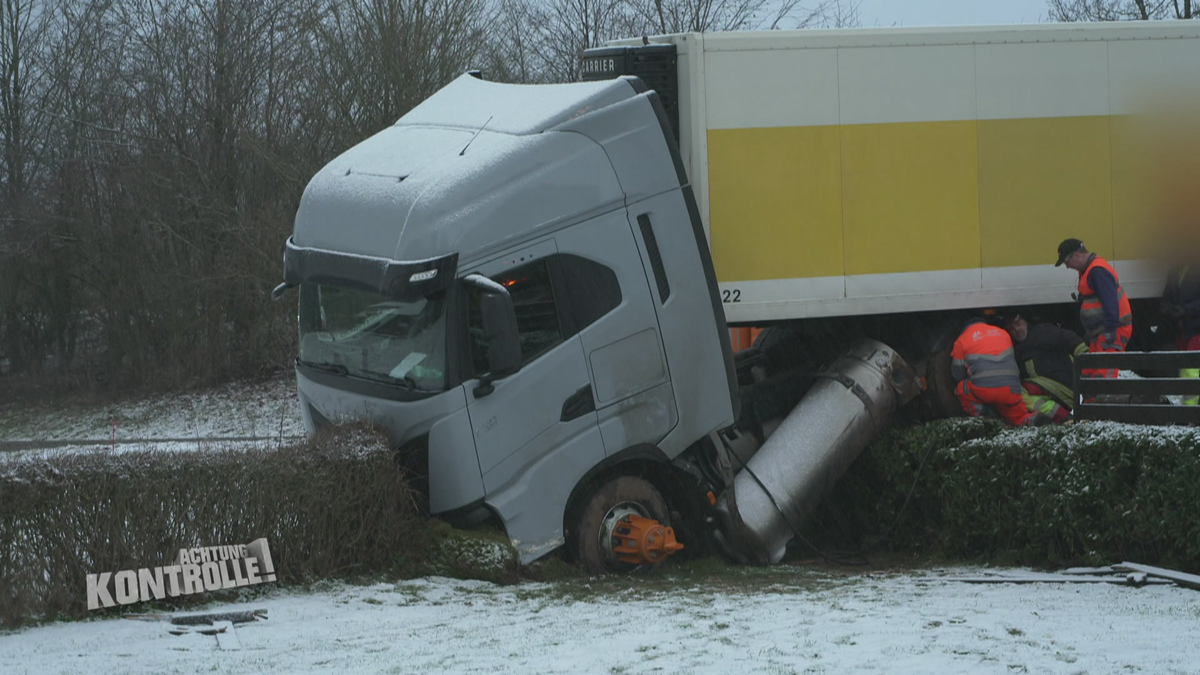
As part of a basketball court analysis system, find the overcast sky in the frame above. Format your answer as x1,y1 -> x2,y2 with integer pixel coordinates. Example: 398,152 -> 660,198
856,0 -> 1052,27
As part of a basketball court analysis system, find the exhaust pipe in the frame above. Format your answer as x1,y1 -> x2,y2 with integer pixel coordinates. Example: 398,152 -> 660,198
714,339 -> 922,564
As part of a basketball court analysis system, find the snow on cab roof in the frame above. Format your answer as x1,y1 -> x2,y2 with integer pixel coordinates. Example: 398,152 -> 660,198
395,73 -> 639,136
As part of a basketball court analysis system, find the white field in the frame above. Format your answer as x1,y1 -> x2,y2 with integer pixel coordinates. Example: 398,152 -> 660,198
1,569 -> 1197,675
0,376 -> 305,456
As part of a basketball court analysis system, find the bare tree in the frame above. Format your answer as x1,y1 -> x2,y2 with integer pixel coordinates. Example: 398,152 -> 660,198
0,0 -> 58,379
0,0 -> 867,396
1048,0 -> 1194,20
495,0 -> 861,85
312,0 -> 491,135
509,0 -> 636,84
633,0 -> 859,34
481,0 -> 546,82
0,0 -> 52,224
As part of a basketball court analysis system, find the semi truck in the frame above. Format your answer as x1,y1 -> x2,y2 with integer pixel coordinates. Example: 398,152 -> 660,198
275,21 -> 1200,573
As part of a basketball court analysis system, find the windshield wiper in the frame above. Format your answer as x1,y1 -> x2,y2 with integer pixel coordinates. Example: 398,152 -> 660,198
354,370 -> 423,391
297,358 -> 349,375
298,358 -> 429,392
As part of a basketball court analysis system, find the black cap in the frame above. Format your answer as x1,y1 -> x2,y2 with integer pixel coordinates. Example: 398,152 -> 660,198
1056,238 -> 1084,267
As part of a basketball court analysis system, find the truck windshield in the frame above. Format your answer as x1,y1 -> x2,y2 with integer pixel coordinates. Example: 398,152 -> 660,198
297,283 -> 447,392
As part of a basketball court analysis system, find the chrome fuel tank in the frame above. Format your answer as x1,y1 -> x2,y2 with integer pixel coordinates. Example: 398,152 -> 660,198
715,339 -> 922,564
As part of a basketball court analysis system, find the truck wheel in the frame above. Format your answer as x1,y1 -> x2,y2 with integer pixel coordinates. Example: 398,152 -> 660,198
574,476 -> 672,575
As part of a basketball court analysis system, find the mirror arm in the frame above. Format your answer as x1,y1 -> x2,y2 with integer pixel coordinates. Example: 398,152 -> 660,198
462,273 -> 510,297
271,282 -> 294,301
473,375 -> 496,398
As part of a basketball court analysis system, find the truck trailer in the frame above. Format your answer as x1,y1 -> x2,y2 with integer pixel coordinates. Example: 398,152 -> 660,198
275,21 -> 1200,572
586,21 -> 1200,324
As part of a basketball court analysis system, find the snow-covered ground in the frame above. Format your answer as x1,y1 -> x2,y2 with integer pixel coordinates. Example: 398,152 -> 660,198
0,376 -> 305,456
2,568 -> 1196,675
4,374 -> 1198,673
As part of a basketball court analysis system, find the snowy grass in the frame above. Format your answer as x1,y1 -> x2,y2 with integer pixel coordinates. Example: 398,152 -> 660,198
0,375 -> 304,444
1,567 -> 1197,674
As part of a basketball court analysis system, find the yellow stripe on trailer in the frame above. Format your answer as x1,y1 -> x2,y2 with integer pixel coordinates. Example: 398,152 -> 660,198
978,116 -> 1114,269
708,115 -> 1131,282
839,120 -> 980,277
708,126 -> 843,281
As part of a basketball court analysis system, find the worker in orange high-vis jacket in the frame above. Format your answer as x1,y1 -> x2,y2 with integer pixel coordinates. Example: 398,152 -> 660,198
1056,239 -> 1133,379
951,319 -> 1049,427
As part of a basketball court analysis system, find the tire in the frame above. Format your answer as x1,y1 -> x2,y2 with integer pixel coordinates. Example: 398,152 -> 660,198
573,476 -> 670,576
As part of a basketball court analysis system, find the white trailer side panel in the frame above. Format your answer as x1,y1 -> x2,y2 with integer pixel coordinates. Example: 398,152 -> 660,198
618,22 -> 1200,322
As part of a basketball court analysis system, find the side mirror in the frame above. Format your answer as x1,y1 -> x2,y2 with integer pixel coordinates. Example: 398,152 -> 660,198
464,274 -> 521,397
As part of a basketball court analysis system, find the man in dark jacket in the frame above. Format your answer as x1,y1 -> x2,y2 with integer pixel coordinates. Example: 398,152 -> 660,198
1162,265 -> 1200,405
1003,314 -> 1087,422
1057,239 -> 1133,378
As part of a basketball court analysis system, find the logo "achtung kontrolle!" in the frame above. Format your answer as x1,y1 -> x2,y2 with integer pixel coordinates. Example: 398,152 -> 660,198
87,538 -> 277,610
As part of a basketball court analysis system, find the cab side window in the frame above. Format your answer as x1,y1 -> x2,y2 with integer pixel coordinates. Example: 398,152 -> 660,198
468,259 -> 564,373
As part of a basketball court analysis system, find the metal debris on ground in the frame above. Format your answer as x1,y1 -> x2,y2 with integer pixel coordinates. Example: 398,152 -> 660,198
932,571 -> 1169,586
166,619 -> 243,650
124,608 -> 268,625
1062,566 -> 1119,575
212,621 -> 242,651
930,562 -> 1200,590
167,624 -> 227,636
1113,562 -> 1200,591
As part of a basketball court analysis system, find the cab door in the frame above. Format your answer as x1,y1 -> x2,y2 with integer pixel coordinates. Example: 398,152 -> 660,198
461,241 -> 607,560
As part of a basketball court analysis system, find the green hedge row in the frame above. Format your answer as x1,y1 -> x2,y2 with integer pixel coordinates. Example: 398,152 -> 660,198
812,418 -> 1200,568
0,423 -> 419,628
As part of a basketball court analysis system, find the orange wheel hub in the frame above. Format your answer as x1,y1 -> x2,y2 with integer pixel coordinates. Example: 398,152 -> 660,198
611,514 -> 684,565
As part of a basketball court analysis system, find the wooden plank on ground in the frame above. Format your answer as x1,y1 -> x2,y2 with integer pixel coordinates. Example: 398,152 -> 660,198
169,609 -> 268,625
168,624 -> 227,636
124,613 -> 175,622
127,608 -> 267,625
1113,562 -> 1200,590
1062,566 -> 1116,575
924,572 -> 1169,586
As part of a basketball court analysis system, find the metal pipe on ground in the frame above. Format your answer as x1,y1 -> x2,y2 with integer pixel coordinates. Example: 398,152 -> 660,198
714,339 -> 923,564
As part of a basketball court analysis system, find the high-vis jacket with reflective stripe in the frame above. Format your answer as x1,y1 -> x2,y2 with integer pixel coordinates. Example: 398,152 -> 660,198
1013,322 -> 1086,392
951,322 -> 1022,393
1078,255 -> 1132,341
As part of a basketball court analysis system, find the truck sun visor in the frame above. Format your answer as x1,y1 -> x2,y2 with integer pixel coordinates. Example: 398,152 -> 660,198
280,237 -> 457,300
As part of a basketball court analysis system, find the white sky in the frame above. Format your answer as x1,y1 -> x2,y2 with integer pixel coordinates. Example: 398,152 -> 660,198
857,0 -> 1052,27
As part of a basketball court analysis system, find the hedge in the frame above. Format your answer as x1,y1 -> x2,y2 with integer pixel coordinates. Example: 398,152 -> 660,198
811,418 -> 1200,568
8,413 -> 1197,627
0,423 -> 419,628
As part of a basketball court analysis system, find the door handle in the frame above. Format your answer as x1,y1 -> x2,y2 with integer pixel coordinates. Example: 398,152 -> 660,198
560,384 -> 595,422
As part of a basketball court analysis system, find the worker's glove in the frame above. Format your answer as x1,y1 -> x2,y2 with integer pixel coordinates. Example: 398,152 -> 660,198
1102,329 -> 1119,350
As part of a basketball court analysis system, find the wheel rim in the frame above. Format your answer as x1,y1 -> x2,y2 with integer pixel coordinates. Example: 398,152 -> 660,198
597,500 -> 650,571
